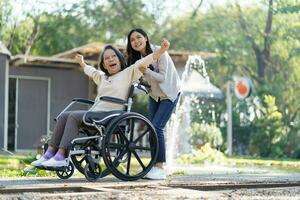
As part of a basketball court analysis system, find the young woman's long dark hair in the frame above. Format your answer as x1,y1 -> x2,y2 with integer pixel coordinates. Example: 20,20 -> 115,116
98,45 -> 127,76
126,28 -> 153,65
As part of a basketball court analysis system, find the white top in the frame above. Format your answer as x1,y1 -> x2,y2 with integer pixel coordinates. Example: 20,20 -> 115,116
144,45 -> 181,102
84,54 -> 154,111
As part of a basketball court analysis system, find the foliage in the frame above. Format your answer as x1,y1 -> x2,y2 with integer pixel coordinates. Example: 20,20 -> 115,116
1,0 -> 161,55
0,0 -> 12,45
31,0 -> 166,55
31,13 -> 93,56
169,2 -> 300,158
274,0 -> 300,14
131,94 -> 148,116
189,122 -> 223,148
285,122 -> 300,158
179,143 -> 226,165
249,95 -> 287,157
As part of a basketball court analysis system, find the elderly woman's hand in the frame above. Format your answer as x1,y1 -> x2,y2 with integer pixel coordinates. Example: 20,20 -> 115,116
75,54 -> 85,69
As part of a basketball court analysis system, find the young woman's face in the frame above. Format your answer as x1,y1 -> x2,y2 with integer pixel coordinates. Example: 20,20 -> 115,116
130,31 -> 147,52
103,49 -> 121,75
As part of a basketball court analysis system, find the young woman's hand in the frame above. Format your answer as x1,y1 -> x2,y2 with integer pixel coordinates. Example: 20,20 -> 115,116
75,54 -> 86,69
159,38 -> 170,53
138,66 -> 147,73
153,38 -> 170,61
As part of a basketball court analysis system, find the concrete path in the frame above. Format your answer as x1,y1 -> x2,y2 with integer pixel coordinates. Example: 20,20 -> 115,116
1,172 -> 300,199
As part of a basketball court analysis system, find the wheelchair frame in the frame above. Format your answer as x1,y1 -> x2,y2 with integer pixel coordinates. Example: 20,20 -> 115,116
36,81 -> 159,182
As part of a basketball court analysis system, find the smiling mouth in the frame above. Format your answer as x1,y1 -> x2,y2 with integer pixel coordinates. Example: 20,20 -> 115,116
134,44 -> 143,48
109,63 -> 117,68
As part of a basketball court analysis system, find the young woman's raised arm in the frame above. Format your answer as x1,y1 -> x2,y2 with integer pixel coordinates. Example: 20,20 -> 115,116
132,38 -> 170,71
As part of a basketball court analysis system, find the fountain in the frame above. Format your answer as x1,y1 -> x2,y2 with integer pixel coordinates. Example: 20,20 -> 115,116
166,55 -> 224,174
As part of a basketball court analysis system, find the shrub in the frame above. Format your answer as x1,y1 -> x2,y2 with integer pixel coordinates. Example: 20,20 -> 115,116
179,143 -> 226,165
189,122 -> 223,149
249,95 -> 287,157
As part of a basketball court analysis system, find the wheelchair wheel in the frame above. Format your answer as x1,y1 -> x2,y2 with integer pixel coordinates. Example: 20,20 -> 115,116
56,162 -> 74,179
70,136 -> 120,178
102,112 -> 158,181
84,159 -> 102,182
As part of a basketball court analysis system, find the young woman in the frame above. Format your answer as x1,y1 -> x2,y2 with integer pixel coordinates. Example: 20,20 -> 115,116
31,39 -> 170,168
126,28 -> 181,180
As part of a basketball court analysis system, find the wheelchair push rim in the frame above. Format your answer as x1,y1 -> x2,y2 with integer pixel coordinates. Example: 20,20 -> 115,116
102,112 -> 158,181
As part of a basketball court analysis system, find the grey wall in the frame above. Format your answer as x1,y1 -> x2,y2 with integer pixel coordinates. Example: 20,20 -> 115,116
9,66 -> 89,132
0,55 -> 8,149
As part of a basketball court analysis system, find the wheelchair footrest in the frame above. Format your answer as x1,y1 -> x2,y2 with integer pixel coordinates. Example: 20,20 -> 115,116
35,165 -> 69,172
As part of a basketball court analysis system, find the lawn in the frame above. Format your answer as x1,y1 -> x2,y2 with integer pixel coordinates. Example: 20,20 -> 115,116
0,154 -> 56,177
1,153 -> 300,178
226,156 -> 300,173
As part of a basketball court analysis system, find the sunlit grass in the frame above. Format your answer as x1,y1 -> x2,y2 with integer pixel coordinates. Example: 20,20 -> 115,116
0,154 -> 59,177
226,156 -> 300,173
0,154 -> 152,177
2,151 -> 300,178
178,144 -> 300,173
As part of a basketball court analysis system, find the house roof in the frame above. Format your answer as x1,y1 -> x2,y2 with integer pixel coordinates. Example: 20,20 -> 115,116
10,54 -> 96,69
10,42 -> 217,68
0,41 -> 11,58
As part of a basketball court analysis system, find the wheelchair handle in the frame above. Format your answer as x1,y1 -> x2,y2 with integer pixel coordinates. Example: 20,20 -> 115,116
136,85 -> 148,94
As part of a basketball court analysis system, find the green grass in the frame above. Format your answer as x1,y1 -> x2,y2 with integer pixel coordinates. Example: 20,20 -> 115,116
225,156 -> 300,173
178,144 -> 300,173
2,153 -> 300,178
0,154 -> 57,177
0,154 -> 153,178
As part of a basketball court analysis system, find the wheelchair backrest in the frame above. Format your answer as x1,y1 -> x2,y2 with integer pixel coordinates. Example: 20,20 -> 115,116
96,81 -> 148,112
125,81 -> 149,112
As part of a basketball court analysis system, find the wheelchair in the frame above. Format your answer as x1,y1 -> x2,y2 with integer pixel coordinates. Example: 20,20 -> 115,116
36,81 -> 158,182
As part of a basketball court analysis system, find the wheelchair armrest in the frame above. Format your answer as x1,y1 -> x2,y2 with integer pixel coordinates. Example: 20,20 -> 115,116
99,96 -> 127,105
54,98 -> 94,122
72,98 -> 94,105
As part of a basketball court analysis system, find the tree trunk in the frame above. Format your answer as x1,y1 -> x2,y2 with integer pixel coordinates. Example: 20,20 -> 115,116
237,0 -> 273,83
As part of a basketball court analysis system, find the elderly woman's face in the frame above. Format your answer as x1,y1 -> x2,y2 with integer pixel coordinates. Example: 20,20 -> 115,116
130,31 -> 147,52
103,49 -> 121,75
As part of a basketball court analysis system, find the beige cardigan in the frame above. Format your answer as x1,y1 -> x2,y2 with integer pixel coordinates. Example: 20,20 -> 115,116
84,54 -> 154,111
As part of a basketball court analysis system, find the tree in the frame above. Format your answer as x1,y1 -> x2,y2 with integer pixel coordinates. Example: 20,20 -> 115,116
30,0 -> 161,55
236,0 -> 274,83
